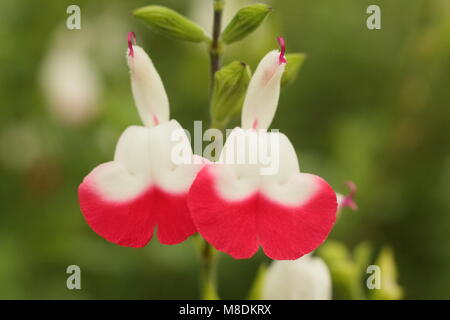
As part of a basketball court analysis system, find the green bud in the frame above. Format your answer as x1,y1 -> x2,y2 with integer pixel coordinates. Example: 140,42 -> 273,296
318,240 -> 366,300
211,61 -> 252,128
221,4 -> 272,45
369,247 -> 404,300
133,5 -> 208,43
281,53 -> 306,87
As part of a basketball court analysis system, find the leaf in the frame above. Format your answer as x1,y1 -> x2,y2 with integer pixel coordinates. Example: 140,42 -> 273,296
247,264 -> 268,300
318,240 -> 366,299
134,5 -> 208,43
369,247 -> 404,300
281,53 -> 306,87
211,61 -> 252,128
221,4 -> 272,45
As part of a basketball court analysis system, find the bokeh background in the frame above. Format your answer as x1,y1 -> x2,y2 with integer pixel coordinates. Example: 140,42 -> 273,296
0,0 -> 449,299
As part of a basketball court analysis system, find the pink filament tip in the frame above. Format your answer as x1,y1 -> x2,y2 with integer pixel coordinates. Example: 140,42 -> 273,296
128,32 -> 136,57
342,181 -> 358,211
277,37 -> 287,65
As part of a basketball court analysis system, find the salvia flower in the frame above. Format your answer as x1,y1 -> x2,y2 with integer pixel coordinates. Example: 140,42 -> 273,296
78,33 -> 203,247
188,38 -> 337,260
263,254 -> 332,300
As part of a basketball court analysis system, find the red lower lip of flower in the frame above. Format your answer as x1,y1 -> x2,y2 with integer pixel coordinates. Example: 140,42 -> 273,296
188,165 -> 337,260
78,180 -> 196,247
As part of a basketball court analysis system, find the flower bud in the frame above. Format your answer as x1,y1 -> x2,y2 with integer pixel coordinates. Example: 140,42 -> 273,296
211,61 -> 252,128
221,4 -> 272,45
263,254 -> 332,300
281,53 -> 306,87
127,36 -> 169,127
134,5 -> 208,43
241,40 -> 286,130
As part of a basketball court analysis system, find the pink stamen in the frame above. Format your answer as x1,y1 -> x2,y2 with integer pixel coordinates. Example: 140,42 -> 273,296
252,119 -> 259,130
128,32 -> 136,57
341,181 -> 358,211
277,36 -> 287,65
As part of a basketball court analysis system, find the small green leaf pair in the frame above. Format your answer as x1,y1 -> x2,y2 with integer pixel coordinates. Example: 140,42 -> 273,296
133,4 -> 272,45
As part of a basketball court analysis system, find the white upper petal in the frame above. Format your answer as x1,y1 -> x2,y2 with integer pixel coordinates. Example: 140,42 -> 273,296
86,120 -> 202,201
213,128 -> 309,205
127,45 -> 170,127
241,51 -> 285,130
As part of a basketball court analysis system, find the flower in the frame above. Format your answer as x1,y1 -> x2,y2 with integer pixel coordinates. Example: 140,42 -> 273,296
78,33 -> 203,247
263,254 -> 332,300
188,38 -> 337,260
40,31 -> 101,127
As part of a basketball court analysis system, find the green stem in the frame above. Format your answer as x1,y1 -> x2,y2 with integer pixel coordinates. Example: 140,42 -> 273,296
199,238 -> 219,299
198,0 -> 225,300
209,0 -> 224,92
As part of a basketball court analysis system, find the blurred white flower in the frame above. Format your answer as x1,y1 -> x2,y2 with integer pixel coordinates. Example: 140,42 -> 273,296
40,32 -> 101,127
263,254 -> 332,300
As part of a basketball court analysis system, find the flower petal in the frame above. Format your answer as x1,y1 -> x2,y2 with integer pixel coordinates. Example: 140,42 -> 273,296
127,45 -> 170,127
188,165 -> 259,259
79,170 -> 156,247
263,254 -> 332,300
258,174 -> 337,260
79,120 -> 202,247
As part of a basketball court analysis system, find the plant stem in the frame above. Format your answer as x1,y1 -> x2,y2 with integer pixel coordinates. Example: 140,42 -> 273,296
199,238 -> 219,299
209,0 -> 224,92
197,0 -> 225,300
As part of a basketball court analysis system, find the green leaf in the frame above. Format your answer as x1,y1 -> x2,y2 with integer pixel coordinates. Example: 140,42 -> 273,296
221,4 -> 272,45
369,247 -> 404,300
247,264 -> 268,300
281,53 -> 306,87
354,242 -> 373,274
133,5 -> 208,42
211,61 -> 252,128
318,240 -> 366,300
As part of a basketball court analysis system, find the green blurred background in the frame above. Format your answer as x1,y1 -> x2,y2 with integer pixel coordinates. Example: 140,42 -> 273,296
0,0 -> 449,299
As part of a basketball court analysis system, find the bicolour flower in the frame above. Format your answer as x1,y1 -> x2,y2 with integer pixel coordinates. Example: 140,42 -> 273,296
188,38 -> 338,260
263,254 -> 332,300
78,33 -> 203,247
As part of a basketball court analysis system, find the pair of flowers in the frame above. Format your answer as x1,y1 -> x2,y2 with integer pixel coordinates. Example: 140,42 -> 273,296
78,33 -> 348,260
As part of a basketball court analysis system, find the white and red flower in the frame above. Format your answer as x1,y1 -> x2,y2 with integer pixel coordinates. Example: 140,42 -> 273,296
188,38 -> 338,260
78,33 -> 203,247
